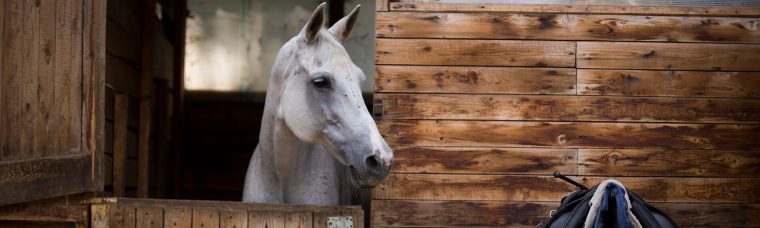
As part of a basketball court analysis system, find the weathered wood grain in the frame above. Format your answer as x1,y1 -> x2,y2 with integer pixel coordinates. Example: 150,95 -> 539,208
372,200 -> 557,227
376,39 -> 576,67
88,199 -> 362,228
0,0 -> 4,161
373,174 -> 577,202
113,94 -> 128,197
372,200 -> 760,227
82,0 -> 108,192
378,120 -> 760,149
577,42 -> 760,71
389,2 -> 760,16
60,0 -> 83,157
284,212 -> 311,228
92,198 -> 362,216
375,66 -> 576,94
348,209 -> 364,228
578,149 -> 760,177
0,154 -> 94,206
377,12 -> 760,43
577,69 -> 760,98
163,208 -> 191,228
123,206 -> 137,228
91,204 -> 110,227
373,3 -> 760,227
1,0 -> 39,160
36,0 -> 56,158
220,210 -> 247,228
137,0 -> 156,199
312,211 -> 330,228
376,0 -> 388,11
95,204 -> 133,228
373,174 -> 760,203
0,203 -> 87,223
376,94 -> 760,123
105,205 -> 130,228
656,203 -> 760,227
192,209 -> 219,228
391,147 -> 577,174
248,212 -> 284,228
136,207 -> 162,228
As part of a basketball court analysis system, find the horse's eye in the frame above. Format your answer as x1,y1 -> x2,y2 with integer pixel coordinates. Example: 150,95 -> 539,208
311,77 -> 330,88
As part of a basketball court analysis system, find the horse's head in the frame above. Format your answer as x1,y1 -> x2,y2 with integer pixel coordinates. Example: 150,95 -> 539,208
273,3 -> 392,189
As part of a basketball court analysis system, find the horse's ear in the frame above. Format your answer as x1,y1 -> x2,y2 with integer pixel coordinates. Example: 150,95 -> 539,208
302,2 -> 327,43
329,4 -> 360,42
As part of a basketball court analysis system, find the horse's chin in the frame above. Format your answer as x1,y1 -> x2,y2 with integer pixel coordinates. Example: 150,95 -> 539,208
348,166 -> 387,189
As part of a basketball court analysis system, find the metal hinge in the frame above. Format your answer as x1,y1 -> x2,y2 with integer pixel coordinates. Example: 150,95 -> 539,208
372,99 -> 383,121
327,216 -> 354,228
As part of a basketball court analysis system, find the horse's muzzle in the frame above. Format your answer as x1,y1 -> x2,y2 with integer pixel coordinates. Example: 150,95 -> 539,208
348,155 -> 392,189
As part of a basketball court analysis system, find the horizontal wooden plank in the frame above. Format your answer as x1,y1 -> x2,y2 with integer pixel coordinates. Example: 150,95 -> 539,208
376,39 -> 576,67
376,94 -> 760,123
578,149 -> 760,177
0,204 -> 88,223
372,200 -> 556,227
392,147 -> 760,178
578,69 -> 760,98
372,200 -> 760,227
577,42 -> 760,71
95,198 -> 362,213
0,154 -> 95,205
378,120 -> 760,149
373,174 -> 760,203
373,174 -> 575,202
377,12 -> 760,43
374,66 -> 576,94
655,203 -> 760,227
392,147 -> 577,175
389,2 -> 760,17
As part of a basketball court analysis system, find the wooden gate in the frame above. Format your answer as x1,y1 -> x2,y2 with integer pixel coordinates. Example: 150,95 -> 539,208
91,198 -> 364,228
372,1 -> 760,227
0,0 -> 106,206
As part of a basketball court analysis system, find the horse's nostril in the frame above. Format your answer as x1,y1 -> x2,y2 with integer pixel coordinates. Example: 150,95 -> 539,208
365,154 -> 381,169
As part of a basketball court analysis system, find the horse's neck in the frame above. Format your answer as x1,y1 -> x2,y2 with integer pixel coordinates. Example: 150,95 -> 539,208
257,87 -> 301,191
255,85 -> 352,204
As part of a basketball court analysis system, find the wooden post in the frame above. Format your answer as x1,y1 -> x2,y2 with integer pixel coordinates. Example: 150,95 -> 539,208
328,0 -> 345,25
155,80 -> 169,198
170,0 -> 188,199
137,0 -> 156,198
113,94 -> 128,197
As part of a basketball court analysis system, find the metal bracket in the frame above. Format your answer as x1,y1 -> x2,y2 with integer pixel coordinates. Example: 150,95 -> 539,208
327,216 -> 354,228
372,99 -> 383,121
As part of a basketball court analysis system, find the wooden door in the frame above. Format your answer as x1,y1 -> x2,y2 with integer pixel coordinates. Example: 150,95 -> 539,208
0,0 -> 105,206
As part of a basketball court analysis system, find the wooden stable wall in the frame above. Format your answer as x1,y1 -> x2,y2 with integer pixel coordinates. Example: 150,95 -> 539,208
372,1 -> 760,227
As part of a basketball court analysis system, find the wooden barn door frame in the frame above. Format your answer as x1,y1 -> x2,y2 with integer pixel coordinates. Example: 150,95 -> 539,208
0,0 -> 106,206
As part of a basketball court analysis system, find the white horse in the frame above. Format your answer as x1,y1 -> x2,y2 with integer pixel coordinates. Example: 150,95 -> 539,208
243,3 -> 393,205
